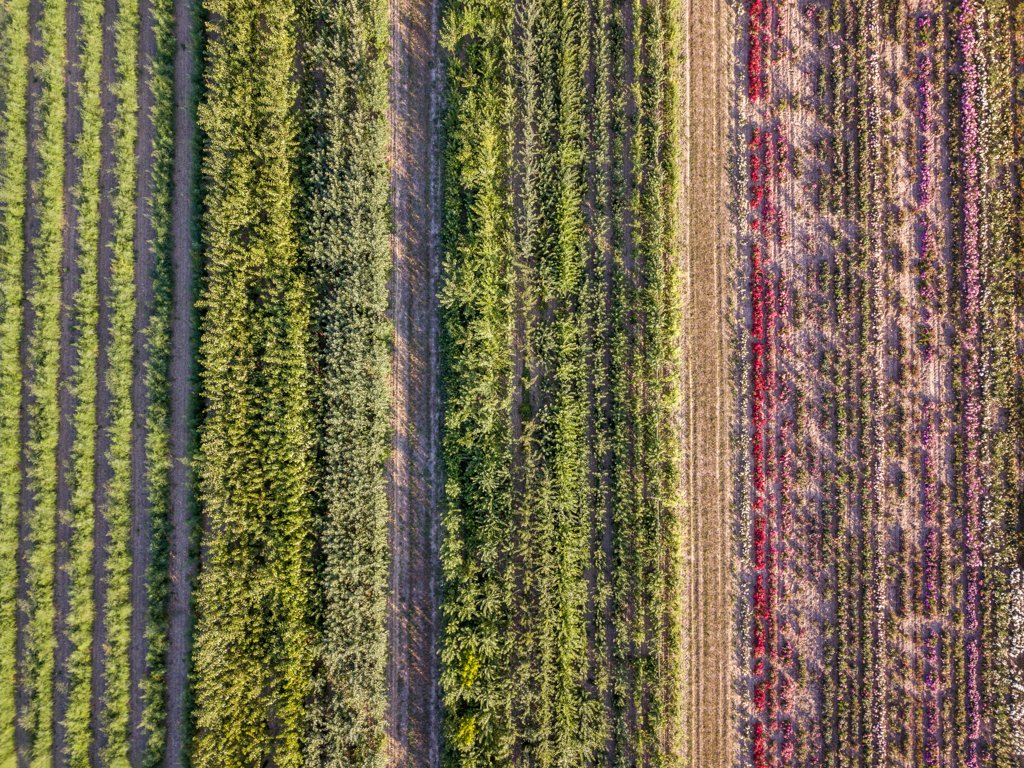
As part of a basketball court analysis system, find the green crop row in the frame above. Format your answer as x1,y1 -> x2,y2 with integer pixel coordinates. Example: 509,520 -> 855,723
139,0 -> 182,762
437,0 -> 516,759
191,0 -> 314,763
510,0 -> 598,759
298,0 -> 392,763
21,0 -> 66,761
438,0 -> 680,762
64,0 -> 104,761
98,0 -> 140,760
0,0 -> 29,763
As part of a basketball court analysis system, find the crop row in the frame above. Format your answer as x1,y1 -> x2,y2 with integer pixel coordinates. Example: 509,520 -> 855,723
138,0 -> 190,762
65,0 -> 103,761
0,0 -> 30,760
298,0 -> 392,762
100,0 -> 142,759
438,0 -> 680,763
20,0 -> 66,761
191,0 -> 394,763
739,1 -> 1024,766
191,0 -> 314,762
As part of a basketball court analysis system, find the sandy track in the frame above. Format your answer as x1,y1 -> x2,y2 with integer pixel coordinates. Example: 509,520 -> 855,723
162,0 -> 197,761
679,0 -> 734,765
54,0 -> 86,758
386,0 -> 443,762
128,0 -> 157,759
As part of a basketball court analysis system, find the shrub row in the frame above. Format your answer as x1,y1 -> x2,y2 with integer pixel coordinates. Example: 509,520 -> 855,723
439,0 -> 680,762
138,0 -> 183,762
21,0 -> 67,761
64,0 -> 104,761
0,0 -> 30,761
298,0 -> 392,763
191,0 -> 314,763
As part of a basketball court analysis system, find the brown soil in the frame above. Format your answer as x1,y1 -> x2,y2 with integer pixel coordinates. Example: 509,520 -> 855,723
129,0 -> 158,759
386,0 -> 443,761
163,0 -> 198,761
678,0 -> 735,765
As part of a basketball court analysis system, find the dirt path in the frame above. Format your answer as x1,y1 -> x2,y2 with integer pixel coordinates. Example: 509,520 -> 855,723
679,0 -> 734,765
163,0 -> 197,761
386,0 -> 442,761
128,0 -> 158,759
54,0 -> 85,758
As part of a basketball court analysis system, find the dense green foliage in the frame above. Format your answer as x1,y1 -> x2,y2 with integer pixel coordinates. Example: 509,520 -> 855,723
22,0 -> 66,761
191,0 -> 314,763
139,0 -> 182,761
298,0 -> 392,764
438,0 -> 515,759
98,0 -> 140,760
439,0 -> 680,762
0,0 -> 29,763
64,0 -> 103,761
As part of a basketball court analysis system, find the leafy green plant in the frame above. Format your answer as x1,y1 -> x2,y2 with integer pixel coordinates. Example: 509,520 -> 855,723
0,0 -> 30,762
63,0 -> 104,761
298,0 -> 392,763
21,0 -> 67,760
191,0 -> 314,763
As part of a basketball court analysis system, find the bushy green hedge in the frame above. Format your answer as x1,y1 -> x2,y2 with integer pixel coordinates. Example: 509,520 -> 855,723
298,0 -> 392,764
191,0 -> 314,763
0,1 -> 29,763
21,0 -> 66,761
438,0 -> 680,762
64,0 -> 103,762
98,0 -> 140,760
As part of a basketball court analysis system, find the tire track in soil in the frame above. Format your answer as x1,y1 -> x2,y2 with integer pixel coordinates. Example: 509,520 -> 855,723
55,0 -> 85,758
129,0 -> 157,759
164,0 -> 197,761
90,0 -> 119,757
680,0 -> 733,765
386,0 -> 442,761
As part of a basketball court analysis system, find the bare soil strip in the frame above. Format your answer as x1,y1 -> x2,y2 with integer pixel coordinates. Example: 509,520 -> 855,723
386,0 -> 443,762
54,0 -> 85,758
90,0 -> 119,758
128,0 -> 157,759
679,0 -> 734,765
163,0 -> 197,761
